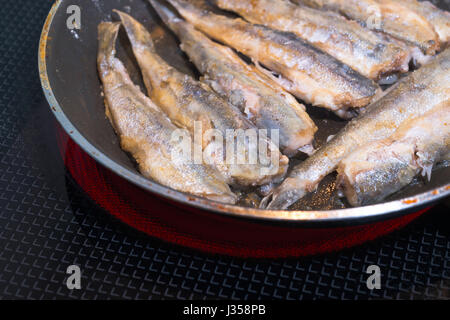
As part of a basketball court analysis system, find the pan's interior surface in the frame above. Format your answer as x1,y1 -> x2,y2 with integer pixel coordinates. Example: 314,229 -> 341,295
41,0 -> 450,223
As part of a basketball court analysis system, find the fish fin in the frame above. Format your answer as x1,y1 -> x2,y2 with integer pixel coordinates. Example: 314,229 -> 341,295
298,144 -> 316,156
259,192 -> 273,209
253,60 -> 296,93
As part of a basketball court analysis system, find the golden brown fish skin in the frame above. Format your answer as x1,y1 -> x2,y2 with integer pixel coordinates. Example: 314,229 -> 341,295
150,0 -> 317,156
165,0 -> 380,115
115,11 -> 288,186
97,22 -> 236,204
337,104 -> 450,207
294,0 -> 441,55
214,0 -> 410,80
402,0 -> 450,44
262,49 -> 450,209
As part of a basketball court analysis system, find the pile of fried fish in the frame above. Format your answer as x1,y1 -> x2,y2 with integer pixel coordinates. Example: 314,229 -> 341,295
97,0 -> 450,209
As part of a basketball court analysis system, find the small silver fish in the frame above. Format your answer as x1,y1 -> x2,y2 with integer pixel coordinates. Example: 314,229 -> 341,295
337,103 -> 450,206
116,11 -> 289,186
262,49 -> 450,209
295,0 -> 442,55
150,0 -> 317,156
97,22 -> 236,203
214,0 -> 411,80
165,0 -> 381,118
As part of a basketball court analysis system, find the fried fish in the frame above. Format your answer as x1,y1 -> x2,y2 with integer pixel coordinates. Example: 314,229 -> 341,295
116,11 -> 289,186
401,0 -> 450,44
214,0 -> 411,80
337,104 -> 450,206
262,49 -> 450,209
150,0 -> 317,156
165,0 -> 380,118
295,0 -> 441,55
97,22 -> 236,203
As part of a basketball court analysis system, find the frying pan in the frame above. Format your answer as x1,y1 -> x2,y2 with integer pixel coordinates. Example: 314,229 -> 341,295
39,0 -> 450,226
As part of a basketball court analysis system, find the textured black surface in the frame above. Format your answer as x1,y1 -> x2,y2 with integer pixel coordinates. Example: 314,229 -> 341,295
0,0 -> 449,300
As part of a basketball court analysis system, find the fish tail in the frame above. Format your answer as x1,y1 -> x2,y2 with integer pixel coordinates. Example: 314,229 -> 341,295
114,9 -> 156,51
97,22 -> 121,63
150,0 -> 183,32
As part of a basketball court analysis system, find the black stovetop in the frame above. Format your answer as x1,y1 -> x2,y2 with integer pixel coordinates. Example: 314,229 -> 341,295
0,0 -> 449,300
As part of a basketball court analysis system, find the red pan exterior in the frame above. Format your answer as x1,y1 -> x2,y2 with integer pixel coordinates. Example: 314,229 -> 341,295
57,126 -> 429,258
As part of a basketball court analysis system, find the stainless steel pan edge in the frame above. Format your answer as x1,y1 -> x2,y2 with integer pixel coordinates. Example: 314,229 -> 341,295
38,0 -> 450,226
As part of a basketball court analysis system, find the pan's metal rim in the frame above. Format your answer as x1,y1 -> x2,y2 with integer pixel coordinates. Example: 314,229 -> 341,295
38,0 -> 450,226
